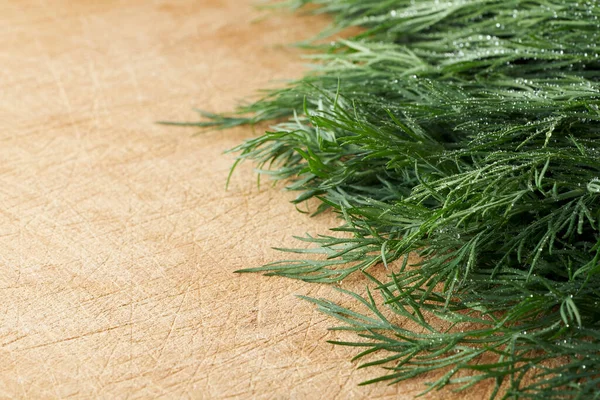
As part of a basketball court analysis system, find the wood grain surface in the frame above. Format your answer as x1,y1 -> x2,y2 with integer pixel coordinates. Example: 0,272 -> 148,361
0,1 -> 492,399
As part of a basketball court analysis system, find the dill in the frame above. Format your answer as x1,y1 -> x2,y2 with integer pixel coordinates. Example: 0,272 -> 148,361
170,1 -> 600,398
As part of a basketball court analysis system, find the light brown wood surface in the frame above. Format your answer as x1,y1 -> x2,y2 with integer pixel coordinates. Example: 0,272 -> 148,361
0,1 -> 491,399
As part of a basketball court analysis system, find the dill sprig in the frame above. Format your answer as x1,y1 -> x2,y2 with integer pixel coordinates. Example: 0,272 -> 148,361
175,1 -> 600,398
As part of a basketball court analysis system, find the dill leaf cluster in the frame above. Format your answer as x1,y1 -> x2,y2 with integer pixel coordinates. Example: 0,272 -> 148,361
175,1 -> 600,398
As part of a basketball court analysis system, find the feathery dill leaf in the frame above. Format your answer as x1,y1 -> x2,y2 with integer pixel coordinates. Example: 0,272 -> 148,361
173,0 -> 600,398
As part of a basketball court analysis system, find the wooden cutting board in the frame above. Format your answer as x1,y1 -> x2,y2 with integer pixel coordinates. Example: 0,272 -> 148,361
0,1 -> 492,398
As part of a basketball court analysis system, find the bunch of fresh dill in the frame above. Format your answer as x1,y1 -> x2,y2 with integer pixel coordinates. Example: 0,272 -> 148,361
170,0 -> 600,398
